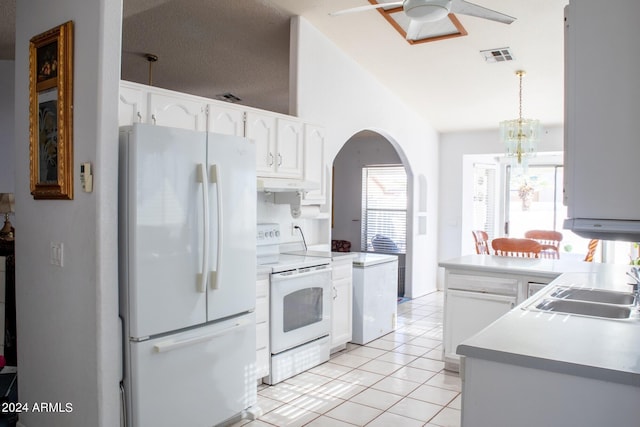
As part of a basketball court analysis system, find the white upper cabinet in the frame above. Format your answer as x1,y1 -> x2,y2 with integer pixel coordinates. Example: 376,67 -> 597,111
564,0 -> 640,222
248,112 -> 304,179
207,103 -> 245,137
274,117 -> 304,179
147,92 -> 206,131
119,82 -> 146,127
303,124 -> 326,203
119,81 -> 325,185
246,110 -> 278,176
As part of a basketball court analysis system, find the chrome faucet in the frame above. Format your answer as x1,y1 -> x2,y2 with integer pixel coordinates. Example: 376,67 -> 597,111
626,267 -> 640,307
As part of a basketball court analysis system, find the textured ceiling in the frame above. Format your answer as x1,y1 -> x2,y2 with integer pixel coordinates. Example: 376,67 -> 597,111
121,0 -> 292,115
1,0 -> 568,132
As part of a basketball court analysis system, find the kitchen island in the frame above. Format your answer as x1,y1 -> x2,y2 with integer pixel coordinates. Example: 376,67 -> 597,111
439,255 -> 610,371
441,256 -> 640,426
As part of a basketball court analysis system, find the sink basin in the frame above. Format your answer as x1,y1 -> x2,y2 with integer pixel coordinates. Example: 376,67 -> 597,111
534,299 -> 632,319
549,287 -> 636,306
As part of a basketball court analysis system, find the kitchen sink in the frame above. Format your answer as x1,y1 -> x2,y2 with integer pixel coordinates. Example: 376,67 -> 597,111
549,287 -> 636,306
533,298 -> 632,319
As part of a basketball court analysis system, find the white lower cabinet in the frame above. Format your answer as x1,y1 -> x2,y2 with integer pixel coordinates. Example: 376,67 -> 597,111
255,272 -> 270,381
330,257 -> 353,352
461,356 -> 640,427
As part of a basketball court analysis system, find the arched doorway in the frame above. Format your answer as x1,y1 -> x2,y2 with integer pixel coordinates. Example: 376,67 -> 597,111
331,130 -> 413,297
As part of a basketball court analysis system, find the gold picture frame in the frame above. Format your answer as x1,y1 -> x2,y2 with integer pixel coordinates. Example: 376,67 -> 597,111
29,21 -> 74,200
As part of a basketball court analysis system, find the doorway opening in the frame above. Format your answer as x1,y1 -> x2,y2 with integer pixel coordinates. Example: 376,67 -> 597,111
332,130 -> 411,297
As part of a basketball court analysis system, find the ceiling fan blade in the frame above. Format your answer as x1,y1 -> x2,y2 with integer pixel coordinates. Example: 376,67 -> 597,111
330,2 -> 404,17
451,0 -> 516,24
405,19 -> 423,40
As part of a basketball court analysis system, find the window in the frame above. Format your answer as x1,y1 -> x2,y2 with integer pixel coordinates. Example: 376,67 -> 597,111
361,165 -> 407,253
472,164 -> 497,239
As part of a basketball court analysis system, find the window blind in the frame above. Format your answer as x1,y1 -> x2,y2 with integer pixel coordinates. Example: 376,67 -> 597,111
361,166 -> 407,253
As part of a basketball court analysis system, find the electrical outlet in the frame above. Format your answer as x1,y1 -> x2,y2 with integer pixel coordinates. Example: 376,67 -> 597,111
291,222 -> 300,236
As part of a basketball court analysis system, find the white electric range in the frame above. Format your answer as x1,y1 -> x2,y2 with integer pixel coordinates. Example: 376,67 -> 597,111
256,223 -> 332,385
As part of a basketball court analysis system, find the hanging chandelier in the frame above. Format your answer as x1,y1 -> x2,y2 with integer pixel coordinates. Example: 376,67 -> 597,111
499,70 -> 541,164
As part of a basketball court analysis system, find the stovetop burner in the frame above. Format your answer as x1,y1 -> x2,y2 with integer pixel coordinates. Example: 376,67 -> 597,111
256,223 -> 329,273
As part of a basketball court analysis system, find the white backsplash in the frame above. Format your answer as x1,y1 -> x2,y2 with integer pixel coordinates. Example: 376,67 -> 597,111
256,192 -> 328,248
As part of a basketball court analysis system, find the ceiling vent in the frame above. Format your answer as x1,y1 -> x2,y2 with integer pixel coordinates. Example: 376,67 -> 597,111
480,47 -> 514,63
215,92 -> 242,103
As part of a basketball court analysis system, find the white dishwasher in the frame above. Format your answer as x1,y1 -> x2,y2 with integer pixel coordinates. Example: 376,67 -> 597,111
443,272 -> 518,371
351,253 -> 398,345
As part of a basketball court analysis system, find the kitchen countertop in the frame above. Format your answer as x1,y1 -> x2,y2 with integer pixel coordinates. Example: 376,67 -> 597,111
282,250 -> 357,261
439,254 -> 605,278
351,252 -> 398,267
444,256 -> 640,387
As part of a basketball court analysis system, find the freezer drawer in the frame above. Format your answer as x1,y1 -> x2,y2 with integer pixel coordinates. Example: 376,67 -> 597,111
125,313 -> 256,427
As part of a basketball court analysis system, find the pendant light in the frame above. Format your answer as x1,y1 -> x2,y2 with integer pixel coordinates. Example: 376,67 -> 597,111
144,53 -> 158,86
499,70 -> 540,165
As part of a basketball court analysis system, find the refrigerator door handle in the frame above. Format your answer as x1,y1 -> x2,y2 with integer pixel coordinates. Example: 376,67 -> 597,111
153,318 -> 251,353
210,164 -> 222,290
196,163 -> 210,293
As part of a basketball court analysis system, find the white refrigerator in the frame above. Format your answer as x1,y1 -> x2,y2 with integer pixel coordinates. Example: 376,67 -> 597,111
119,123 -> 257,427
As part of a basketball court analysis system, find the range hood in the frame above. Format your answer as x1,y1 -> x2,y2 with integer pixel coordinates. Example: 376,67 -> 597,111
257,177 -> 319,193
564,218 -> 640,241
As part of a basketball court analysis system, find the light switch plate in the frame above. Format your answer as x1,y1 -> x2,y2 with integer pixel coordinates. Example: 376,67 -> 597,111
50,242 -> 64,267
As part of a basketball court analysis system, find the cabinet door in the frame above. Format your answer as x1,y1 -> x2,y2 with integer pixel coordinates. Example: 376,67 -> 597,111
443,289 -> 516,371
331,277 -> 352,349
246,111 -> 277,176
303,124 -> 326,203
275,117 -> 304,178
147,92 -> 206,131
119,82 -> 146,127
255,275 -> 270,380
207,103 -> 245,136
564,1 -> 640,220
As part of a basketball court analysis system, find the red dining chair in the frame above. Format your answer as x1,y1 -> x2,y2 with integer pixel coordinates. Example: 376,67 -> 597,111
472,230 -> 490,255
492,238 -> 542,258
524,230 -> 563,259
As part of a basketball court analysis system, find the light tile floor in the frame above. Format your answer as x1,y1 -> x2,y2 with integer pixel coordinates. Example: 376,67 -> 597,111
237,291 -> 461,427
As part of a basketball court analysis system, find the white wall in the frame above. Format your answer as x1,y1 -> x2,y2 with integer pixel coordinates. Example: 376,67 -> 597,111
0,61 -> 15,193
14,1 -> 121,426
291,17 -> 440,298
437,125 -> 564,287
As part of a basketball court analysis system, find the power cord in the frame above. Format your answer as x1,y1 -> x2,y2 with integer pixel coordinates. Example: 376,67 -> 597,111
294,225 -> 308,251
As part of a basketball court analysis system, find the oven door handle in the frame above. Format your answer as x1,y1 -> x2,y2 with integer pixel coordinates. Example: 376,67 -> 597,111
271,267 -> 332,282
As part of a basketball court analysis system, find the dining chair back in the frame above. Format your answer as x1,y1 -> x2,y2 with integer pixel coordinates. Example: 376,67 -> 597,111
524,230 -> 563,259
472,230 -> 490,255
491,238 -> 542,258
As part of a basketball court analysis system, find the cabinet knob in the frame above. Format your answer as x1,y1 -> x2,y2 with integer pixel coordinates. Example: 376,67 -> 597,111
268,152 -> 274,166
277,153 -> 283,166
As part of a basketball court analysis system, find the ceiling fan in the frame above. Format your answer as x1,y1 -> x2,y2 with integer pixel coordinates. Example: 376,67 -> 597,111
331,0 -> 516,26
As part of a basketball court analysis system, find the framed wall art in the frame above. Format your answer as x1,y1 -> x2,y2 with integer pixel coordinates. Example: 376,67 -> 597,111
29,21 -> 74,200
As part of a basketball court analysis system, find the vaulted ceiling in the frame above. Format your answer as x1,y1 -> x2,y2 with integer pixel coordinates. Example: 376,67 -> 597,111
1,0 -> 568,133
